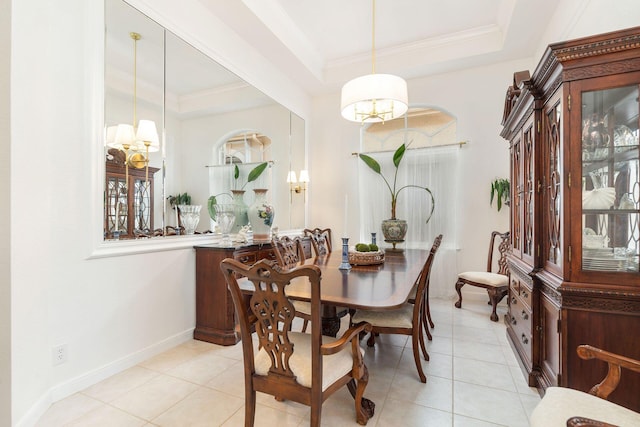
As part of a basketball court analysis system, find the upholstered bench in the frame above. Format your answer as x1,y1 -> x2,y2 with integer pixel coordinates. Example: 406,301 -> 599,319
530,345 -> 640,426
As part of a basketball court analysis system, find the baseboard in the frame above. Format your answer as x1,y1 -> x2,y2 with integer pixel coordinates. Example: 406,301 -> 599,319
16,328 -> 193,427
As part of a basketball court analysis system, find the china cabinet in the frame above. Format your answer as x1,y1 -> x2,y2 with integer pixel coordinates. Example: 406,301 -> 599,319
105,161 -> 159,239
501,26 -> 640,412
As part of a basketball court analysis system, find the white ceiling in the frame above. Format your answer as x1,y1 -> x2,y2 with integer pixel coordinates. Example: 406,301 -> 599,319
198,0 -> 561,95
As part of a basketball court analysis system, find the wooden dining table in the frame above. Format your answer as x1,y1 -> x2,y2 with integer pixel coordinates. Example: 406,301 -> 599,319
238,248 -> 430,336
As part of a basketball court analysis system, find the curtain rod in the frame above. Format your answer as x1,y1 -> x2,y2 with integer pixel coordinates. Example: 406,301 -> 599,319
351,140 -> 468,156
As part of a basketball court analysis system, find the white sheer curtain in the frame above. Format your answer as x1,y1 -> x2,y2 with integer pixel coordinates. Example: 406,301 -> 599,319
357,144 -> 460,298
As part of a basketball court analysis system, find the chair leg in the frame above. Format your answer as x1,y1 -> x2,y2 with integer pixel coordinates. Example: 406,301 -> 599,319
418,321 -> 430,361
487,289 -> 501,322
426,289 -> 435,329
310,403 -> 322,427
351,368 -> 372,425
245,388 -> 256,427
421,302 -> 432,341
454,280 -> 464,308
366,332 -> 376,347
301,319 -> 309,333
411,329 -> 427,383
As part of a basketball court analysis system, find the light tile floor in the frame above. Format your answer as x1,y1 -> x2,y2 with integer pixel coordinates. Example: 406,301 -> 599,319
36,297 -> 540,426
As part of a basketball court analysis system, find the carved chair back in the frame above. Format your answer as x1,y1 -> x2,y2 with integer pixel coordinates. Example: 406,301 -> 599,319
487,231 -> 510,276
272,236 -> 305,269
304,228 -> 333,256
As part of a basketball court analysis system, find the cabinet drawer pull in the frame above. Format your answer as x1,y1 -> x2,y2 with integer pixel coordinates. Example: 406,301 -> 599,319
521,334 -> 529,345
521,310 -> 529,320
522,290 -> 529,299
511,297 -> 518,305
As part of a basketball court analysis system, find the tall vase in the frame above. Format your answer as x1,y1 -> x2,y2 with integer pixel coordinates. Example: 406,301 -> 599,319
231,190 -> 249,233
248,188 -> 274,241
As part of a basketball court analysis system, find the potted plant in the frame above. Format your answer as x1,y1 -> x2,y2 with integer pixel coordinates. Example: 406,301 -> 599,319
489,178 -> 510,211
359,143 -> 435,248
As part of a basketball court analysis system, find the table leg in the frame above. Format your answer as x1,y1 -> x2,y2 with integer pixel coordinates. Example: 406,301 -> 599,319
321,304 -> 341,337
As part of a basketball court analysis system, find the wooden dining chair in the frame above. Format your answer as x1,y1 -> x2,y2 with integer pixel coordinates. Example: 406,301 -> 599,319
272,235 -> 311,332
220,258 -> 374,426
454,231 -> 510,321
351,234 -> 443,383
304,228 -> 333,256
408,234 -> 444,341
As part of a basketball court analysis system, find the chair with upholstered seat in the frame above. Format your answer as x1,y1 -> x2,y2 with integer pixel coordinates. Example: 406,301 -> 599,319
351,234 -> 443,383
530,345 -> 640,426
272,235 -> 312,332
220,258 -> 374,426
304,228 -> 333,256
454,231 -> 510,321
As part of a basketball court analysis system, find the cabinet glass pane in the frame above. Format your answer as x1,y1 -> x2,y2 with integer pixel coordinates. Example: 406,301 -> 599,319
524,125 -> 534,257
133,179 -> 152,232
581,85 -> 639,272
546,103 -> 562,266
106,176 -> 127,235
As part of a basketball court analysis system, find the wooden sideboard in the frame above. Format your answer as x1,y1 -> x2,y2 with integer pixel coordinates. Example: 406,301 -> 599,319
194,239 -> 312,345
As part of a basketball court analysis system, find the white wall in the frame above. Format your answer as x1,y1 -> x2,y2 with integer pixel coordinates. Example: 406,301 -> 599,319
0,0 -> 11,424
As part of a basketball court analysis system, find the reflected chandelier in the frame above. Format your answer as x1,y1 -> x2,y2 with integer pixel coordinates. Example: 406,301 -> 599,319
107,32 -> 159,185
340,0 -> 408,123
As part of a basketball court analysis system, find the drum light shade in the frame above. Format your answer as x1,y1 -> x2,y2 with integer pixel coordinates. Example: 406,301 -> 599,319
341,73 -> 408,123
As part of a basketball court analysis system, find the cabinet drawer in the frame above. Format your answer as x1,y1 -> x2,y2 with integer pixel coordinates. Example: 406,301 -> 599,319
519,282 -> 532,310
509,304 -> 532,336
234,250 -> 257,265
259,249 -> 278,262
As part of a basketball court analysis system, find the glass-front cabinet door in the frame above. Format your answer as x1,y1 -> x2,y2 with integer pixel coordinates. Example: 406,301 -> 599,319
575,77 -> 640,282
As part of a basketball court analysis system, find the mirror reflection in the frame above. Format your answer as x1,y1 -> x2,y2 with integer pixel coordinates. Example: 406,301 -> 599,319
104,0 -> 305,241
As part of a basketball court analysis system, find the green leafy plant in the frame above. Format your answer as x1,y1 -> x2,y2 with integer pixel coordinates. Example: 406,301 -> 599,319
208,162 -> 269,220
359,143 -> 435,222
168,192 -> 191,207
232,162 -> 269,190
490,178 -> 510,211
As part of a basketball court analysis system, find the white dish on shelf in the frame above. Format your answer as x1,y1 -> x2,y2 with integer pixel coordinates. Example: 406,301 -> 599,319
582,187 -> 616,209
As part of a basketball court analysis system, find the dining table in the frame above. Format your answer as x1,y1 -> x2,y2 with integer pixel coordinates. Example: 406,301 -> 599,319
238,248 -> 430,336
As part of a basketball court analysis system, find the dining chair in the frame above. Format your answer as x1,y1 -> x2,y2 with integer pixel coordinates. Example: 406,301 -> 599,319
272,235 -> 311,332
220,258 -> 374,426
304,227 -> 333,256
351,234 -> 443,383
454,231 -> 510,321
408,234 -> 444,341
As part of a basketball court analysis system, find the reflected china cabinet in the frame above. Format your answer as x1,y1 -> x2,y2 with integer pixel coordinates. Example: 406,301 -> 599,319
105,158 -> 159,239
501,26 -> 640,412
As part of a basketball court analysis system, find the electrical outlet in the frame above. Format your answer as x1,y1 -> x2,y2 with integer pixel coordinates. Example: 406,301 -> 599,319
52,344 -> 67,366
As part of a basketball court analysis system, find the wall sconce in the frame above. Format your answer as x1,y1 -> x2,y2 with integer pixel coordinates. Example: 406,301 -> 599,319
287,169 -> 309,196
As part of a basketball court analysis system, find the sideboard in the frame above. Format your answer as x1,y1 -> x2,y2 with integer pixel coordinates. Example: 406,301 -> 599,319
194,239 -> 312,345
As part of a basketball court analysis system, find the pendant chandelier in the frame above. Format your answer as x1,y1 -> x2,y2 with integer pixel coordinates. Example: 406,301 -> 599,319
340,0 -> 408,123
107,32 -> 159,184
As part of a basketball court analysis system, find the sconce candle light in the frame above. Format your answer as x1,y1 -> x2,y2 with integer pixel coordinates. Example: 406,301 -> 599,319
287,169 -> 309,197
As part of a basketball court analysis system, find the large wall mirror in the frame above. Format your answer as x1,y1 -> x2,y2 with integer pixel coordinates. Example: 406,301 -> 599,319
104,0 -> 306,241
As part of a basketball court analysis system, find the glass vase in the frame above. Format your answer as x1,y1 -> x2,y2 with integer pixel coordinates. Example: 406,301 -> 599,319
178,204 -> 202,235
248,188 -> 274,241
231,190 -> 249,233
